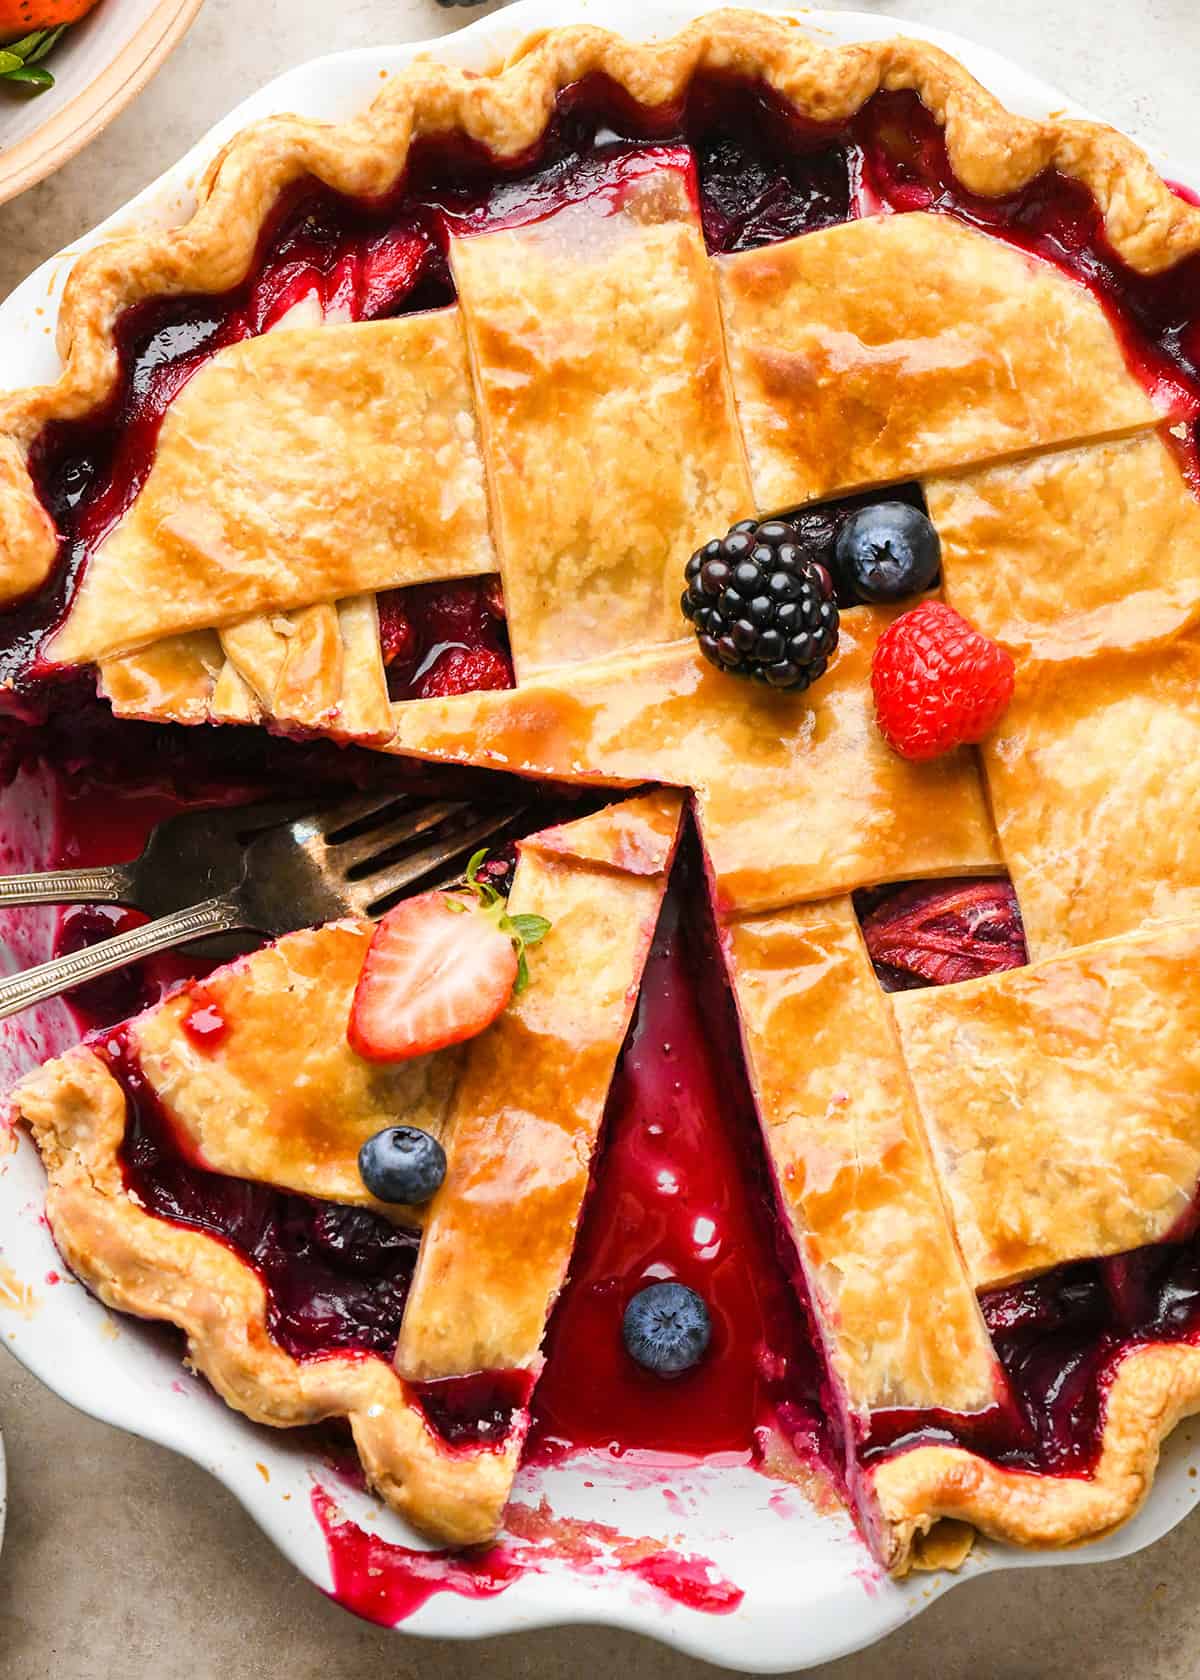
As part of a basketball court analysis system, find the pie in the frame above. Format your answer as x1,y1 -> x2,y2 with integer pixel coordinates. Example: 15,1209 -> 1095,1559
3,8 -> 1200,1585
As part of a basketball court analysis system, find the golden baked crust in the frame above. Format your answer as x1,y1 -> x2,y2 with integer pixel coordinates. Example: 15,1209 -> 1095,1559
716,213 -> 1157,510
3,7 -> 1199,605
131,921 -> 462,1220
984,633 -> 1200,958
47,314 -> 492,667
894,917 -> 1200,1288
928,430 -> 1200,662
872,1341 -> 1200,1573
723,896 -> 1002,1415
388,607 -> 1001,913
450,166 -> 752,676
397,791 -> 683,1377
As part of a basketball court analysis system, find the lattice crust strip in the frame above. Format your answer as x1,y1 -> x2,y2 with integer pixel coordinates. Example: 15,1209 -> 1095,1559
926,431 -> 1200,959
9,792 -> 683,1547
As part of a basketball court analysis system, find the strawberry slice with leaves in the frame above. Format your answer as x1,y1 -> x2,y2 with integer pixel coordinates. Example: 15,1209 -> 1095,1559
348,849 -> 550,1062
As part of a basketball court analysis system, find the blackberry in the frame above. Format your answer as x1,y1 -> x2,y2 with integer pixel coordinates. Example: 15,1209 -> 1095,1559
681,517 -> 839,691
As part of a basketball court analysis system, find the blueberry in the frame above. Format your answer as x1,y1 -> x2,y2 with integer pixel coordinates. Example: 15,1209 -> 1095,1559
834,502 -> 941,603
358,1126 -> 446,1204
622,1281 -> 711,1374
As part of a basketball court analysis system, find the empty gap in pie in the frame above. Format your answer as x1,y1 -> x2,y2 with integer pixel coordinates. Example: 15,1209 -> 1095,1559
527,822 -> 844,1489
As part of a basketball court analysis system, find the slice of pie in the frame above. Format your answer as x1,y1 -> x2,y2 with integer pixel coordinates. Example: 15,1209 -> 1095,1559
3,6 -> 1200,1589
11,792 -> 682,1545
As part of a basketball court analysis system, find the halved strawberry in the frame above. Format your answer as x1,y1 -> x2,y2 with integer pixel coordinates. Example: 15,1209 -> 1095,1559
348,853 -> 550,1062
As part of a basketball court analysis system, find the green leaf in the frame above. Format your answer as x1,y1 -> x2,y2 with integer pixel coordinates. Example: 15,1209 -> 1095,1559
465,847 -> 489,885
513,949 -> 531,995
508,913 -> 551,946
1,64 -> 54,88
25,27 -> 66,66
0,52 -> 25,73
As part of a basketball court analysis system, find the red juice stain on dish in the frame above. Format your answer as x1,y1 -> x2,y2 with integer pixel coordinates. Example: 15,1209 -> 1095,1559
526,872 -> 830,1471
310,1486 -> 743,1626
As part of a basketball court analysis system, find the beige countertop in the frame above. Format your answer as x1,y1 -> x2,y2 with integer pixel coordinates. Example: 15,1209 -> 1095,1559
2,1 -> 1199,1675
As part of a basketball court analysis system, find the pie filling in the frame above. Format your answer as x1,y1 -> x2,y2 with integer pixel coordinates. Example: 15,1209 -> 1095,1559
8,60 -> 1200,1554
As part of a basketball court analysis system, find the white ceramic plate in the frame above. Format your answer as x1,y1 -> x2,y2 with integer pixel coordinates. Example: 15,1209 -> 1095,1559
1,6 -> 1199,1670
0,0 -> 204,208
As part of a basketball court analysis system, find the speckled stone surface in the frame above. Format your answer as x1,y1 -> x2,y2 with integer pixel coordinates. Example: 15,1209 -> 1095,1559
1,2 -> 1200,1676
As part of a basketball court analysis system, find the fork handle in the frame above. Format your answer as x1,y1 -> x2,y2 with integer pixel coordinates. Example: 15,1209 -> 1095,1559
0,863 -> 137,908
0,895 -> 245,1023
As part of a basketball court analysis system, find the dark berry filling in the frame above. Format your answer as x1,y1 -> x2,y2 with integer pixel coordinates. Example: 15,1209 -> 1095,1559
378,579 -> 513,703
110,1029 -> 421,1362
411,1370 -> 533,1449
855,877 -> 1029,992
527,842 -> 834,1474
865,1242 -> 1200,1475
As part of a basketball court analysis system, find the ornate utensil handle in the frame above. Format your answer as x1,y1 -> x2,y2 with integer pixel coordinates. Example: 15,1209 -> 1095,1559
0,864 -> 137,908
0,895 -> 245,1022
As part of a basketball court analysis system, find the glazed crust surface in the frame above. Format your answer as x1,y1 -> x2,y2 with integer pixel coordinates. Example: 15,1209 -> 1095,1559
894,917 -> 1200,1288
397,792 -> 683,1377
716,213 -> 1156,510
451,166 -> 753,677
6,7 -> 1200,1582
46,314 -> 492,667
723,896 -> 1002,1415
131,920 -> 462,1219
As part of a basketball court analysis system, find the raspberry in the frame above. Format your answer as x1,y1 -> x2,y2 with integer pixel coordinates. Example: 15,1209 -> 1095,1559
870,601 -> 1014,761
377,593 -> 416,667
417,645 -> 513,699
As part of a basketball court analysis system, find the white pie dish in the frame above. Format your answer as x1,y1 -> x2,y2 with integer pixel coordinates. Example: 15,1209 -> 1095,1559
1,4 -> 1200,1671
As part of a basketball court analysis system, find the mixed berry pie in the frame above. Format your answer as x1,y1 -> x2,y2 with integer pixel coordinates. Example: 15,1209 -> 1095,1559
3,8 -> 1200,1584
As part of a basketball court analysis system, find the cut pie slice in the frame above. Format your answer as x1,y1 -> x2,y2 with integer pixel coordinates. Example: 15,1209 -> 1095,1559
10,791 -> 683,1546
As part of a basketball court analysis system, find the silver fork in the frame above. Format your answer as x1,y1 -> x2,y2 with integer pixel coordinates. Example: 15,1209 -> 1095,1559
0,792 -> 525,1023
